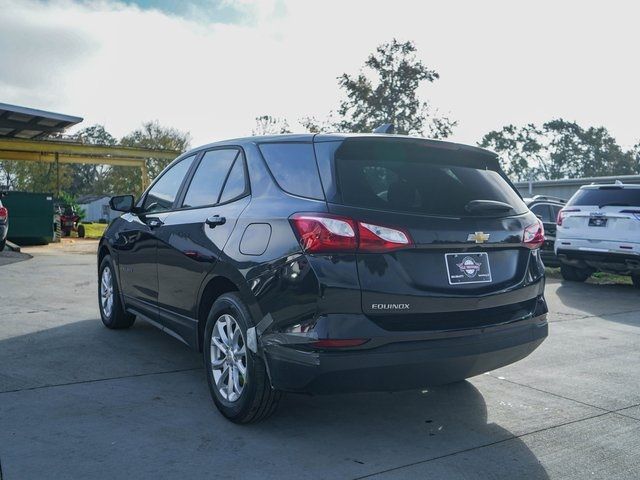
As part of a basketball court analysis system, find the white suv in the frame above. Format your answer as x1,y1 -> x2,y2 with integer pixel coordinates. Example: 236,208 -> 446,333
555,181 -> 640,288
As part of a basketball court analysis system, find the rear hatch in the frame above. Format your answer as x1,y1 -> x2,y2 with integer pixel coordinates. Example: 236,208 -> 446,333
560,186 -> 640,244
314,136 -> 541,318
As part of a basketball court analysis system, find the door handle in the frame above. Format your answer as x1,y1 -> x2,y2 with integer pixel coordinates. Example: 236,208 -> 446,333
147,218 -> 164,228
205,215 -> 226,228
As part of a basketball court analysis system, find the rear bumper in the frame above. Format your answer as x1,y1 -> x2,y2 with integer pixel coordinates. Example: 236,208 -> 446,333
557,246 -> 640,273
263,299 -> 548,394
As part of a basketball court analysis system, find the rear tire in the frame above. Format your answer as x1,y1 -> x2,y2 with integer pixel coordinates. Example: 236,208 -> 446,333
98,255 -> 135,329
78,224 -> 85,238
560,264 -> 591,282
632,275 -> 640,289
0,238 -> 5,251
204,293 -> 281,423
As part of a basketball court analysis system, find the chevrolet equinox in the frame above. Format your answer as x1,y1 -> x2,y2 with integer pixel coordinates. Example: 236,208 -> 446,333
99,133 -> 548,423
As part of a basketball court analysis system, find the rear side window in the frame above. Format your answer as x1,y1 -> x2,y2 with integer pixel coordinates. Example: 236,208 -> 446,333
142,154 -> 196,213
258,143 -> 324,200
567,187 -> 640,207
530,204 -> 553,222
183,149 -> 240,208
332,140 -> 527,216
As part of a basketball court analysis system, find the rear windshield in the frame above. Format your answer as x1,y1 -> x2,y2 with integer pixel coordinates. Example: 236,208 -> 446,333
332,140 -> 527,216
567,187 -> 640,207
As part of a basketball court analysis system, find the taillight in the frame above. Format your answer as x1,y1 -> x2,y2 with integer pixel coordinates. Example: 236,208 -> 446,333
358,222 -> 412,252
289,214 -> 356,253
556,208 -> 579,226
0,206 -> 7,222
289,213 -> 413,253
523,219 -> 545,249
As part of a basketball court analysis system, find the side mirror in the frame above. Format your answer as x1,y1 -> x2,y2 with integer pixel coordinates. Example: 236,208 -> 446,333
110,195 -> 135,213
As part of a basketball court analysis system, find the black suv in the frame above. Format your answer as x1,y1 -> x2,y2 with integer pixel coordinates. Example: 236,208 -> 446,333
523,195 -> 566,267
99,134 -> 548,423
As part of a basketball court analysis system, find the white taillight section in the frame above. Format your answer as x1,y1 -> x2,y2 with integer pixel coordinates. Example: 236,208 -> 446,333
359,222 -> 409,244
523,219 -> 545,249
314,216 -> 355,237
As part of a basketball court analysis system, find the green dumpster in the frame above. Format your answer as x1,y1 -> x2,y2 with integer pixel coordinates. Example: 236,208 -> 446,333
2,192 -> 55,245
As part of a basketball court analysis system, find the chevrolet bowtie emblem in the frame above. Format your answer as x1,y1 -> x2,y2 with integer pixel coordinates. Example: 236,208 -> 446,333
468,232 -> 490,244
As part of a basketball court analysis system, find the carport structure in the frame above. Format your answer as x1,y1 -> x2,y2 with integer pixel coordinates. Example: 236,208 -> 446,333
0,103 -> 180,193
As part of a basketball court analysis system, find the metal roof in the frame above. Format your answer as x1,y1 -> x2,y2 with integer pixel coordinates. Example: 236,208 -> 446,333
0,103 -> 83,139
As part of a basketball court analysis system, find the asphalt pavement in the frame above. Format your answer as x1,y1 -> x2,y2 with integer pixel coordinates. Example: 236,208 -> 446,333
1,240 -> 639,479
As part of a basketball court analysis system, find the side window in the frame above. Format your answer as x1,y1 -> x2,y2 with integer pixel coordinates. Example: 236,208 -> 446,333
550,205 -> 562,223
219,155 -> 248,204
142,155 -> 195,214
530,203 -> 553,222
258,143 -> 324,200
182,149 -> 239,208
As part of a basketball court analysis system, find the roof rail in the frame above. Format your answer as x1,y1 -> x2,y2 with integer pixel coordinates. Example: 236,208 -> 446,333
531,195 -> 566,203
373,123 -> 395,134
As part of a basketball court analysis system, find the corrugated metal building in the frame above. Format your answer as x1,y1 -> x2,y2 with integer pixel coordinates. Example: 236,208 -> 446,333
514,175 -> 640,201
77,194 -> 115,222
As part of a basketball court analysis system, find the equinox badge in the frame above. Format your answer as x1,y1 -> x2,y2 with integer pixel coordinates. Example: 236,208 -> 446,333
467,232 -> 490,244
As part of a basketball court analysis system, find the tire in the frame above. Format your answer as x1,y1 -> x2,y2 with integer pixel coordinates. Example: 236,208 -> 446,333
203,292 -> 281,423
78,224 -> 85,238
632,275 -> 640,289
98,255 -> 135,329
560,264 -> 591,282
0,238 -> 5,251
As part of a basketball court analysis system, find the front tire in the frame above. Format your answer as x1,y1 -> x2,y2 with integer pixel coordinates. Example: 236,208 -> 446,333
204,293 -> 281,423
560,264 -> 591,282
98,255 -> 135,329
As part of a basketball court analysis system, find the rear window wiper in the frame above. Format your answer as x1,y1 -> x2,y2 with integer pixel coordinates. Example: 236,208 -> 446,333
465,200 -> 514,214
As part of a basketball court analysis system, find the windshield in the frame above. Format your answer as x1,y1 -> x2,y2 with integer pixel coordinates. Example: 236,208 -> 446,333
333,141 -> 527,216
567,187 -> 640,207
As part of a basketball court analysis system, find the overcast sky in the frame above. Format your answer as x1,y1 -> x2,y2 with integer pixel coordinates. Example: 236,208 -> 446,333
1,0 -> 639,149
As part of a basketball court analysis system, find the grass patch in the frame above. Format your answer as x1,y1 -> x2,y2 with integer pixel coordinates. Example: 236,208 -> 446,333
78,223 -> 107,239
545,267 -> 632,285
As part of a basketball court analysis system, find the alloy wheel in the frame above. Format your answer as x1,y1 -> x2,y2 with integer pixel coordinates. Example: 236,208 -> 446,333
210,314 -> 248,402
100,266 -> 114,318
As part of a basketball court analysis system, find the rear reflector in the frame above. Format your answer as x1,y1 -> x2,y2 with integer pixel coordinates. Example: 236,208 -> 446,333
0,207 -> 7,222
311,338 -> 368,348
523,219 -> 545,249
290,213 -> 413,253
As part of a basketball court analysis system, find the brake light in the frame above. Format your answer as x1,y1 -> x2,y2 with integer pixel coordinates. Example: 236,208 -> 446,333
0,206 -> 7,222
556,208 -> 579,226
289,213 -> 413,253
289,214 -> 356,253
523,219 -> 545,249
358,222 -> 412,252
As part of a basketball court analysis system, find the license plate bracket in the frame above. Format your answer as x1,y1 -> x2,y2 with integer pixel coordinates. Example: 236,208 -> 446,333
588,217 -> 608,227
445,252 -> 492,285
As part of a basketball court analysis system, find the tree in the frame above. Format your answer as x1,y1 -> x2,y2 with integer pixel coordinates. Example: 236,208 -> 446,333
252,115 -> 291,135
480,120 -> 639,181
68,125 -> 117,196
335,39 -> 456,137
120,120 -> 191,180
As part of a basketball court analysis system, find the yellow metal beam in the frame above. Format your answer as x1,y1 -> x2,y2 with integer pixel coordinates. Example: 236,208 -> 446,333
0,137 -> 179,160
0,150 -> 145,167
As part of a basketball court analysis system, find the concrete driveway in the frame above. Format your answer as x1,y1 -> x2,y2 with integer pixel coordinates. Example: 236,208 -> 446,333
1,241 -> 639,479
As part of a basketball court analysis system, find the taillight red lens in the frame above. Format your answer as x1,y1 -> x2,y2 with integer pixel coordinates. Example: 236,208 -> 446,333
523,219 -> 545,249
556,208 -> 579,226
358,222 -> 412,252
290,213 -> 414,253
289,213 -> 357,253
0,207 -> 7,222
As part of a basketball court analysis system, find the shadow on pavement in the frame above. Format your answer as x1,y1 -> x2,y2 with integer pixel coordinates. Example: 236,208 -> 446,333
0,317 -> 549,479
